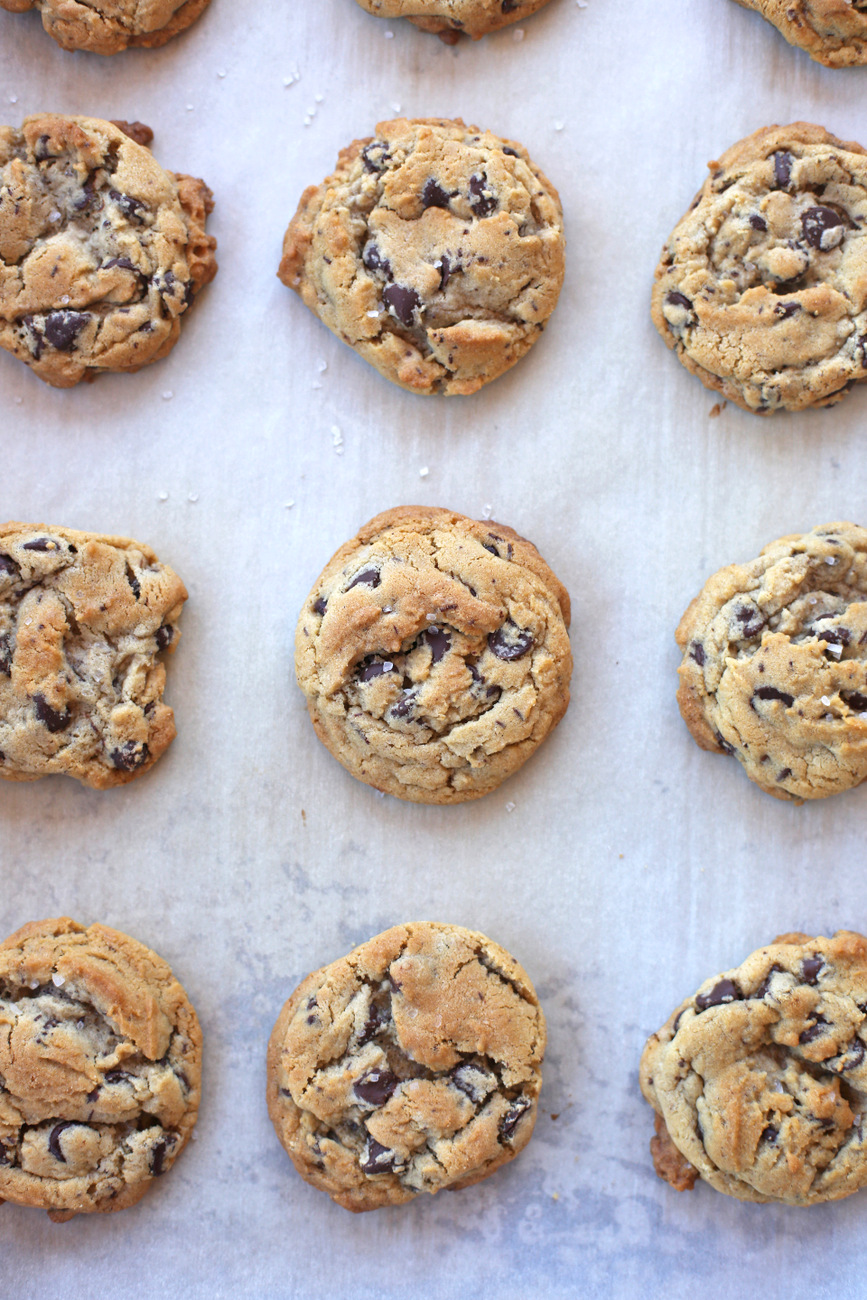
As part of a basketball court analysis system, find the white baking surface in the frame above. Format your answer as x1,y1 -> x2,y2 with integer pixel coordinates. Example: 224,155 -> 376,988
2,0 -> 867,1294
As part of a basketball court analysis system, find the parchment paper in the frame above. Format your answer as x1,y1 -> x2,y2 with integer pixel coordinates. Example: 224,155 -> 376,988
2,1 -> 867,1295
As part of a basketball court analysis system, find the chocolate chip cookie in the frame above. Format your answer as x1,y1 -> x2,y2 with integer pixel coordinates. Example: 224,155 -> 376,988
279,118 -> 565,396
0,522 -> 186,788
0,0 -> 211,54
652,122 -> 867,414
0,917 -> 201,1220
352,0 -> 553,40
295,506 -> 572,803
0,115 -> 217,388
732,0 -> 867,67
267,922 -> 546,1212
677,522 -> 867,802
641,931 -> 867,1205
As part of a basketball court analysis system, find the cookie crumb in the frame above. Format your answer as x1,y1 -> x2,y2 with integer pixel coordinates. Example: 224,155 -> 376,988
709,402 -> 725,418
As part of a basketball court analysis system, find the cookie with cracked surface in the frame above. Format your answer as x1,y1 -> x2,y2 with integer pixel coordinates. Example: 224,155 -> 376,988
0,522 -> 186,788
0,0 -> 210,53
352,0 -> 553,41
641,930 -> 867,1205
732,0 -> 867,67
652,122 -> 867,414
0,114 -> 217,388
295,506 -> 571,803
677,522 -> 867,802
267,922 -> 546,1211
279,117 -> 564,396
0,917 -> 201,1220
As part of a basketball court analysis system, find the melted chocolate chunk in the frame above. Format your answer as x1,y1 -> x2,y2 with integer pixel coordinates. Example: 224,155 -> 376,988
690,642 -> 705,666
835,1039 -> 866,1072
150,1138 -> 168,1176
801,205 -> 847,250
423,626 -> 450,663
110,741 -> 150,771
48,1121 -> 78,1162
773,151 -> 793,189
361,141 -> 390,173
312,596 -> 327,616
358,659 -> 394,682
469,174 -> 497,217
361,1137 -> 398,1174
34,133 -> 52,162
43,311 -> 89,352
126,565 -> 141,600
0,634 -> 11,676
363,243 -> 392,277
821,627 -> 851,646
775,302 -> 800,319
359,1003 -> 386,1044
502,146 -> 518,157
389,690 -> 417,719
103,256 -> 137,272
760,1125 -> 778,1145
695,979 -> 741,1011
439,253 -> 460,290
347,568 -> 381,591
799,1015 -> 828,1044
0,553 -> 17,575
109,190 -> 146,222
801,956 -> 823,985
33,693 -> 71,733
22,536 -> 58,552
354,1070 -> 399,1106
749,214 -> 768,231
104,1069 -> 129,1084
843,691 -> 867,712
155,624 -> 174,651
715,731 -> 736,755
488,623 -> 534,661
754,686 -> 794,707
665,290 -> 693,311
382,284 -> 420,327
499,1096 -> 531,1142
421,179 -> 451,209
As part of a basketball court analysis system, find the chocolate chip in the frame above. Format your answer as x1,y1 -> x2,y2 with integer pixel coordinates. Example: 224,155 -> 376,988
33,694 -> 70,733
361,141 -> 390,173
382,284 -> 420,327
421,179 -> 451,209
502,146 -> 518,157
469,174 -> 497,217
0,553 -> 16,575
749,214 -> 768,231
423,626 -> 450,663
695,979 -> 741,1011
110,741 -> 150,771
125,564 -> 141,600
34,133 -> 51,162
801,956 -> 823,985
0,635 -> 10,676
450,1063 -> 486,1101
359,1004 -> 386,1044
690,642 -> 705,666
48,1121 -> 77,1162
103,256 -> 137,272
488,623 -> 534,661
843,691 -> 867,711
354,1070 -> 399,1106
499,1096 -> 531,1142
43,311 -> 88,352
362,243 -> 392,277
773,151 -> 793,189
801,205 -> 846,251
389,690 -> 417,719
150,1138 -> 168,1176
347,568 -> 381,591
821,627 -> 851,646
714,731 -> 736,755
358,659 -> 394,681
104,1069 -> 128,1084
835,1039 -> 865,1072
155,624 -> 173,651
775,302 -> 800,319
109,189 -> 146,222
439,253 -> 460,290
760,1125 -> 778,1145
799,1015 -> 828,1044
777,768 -> 792,782
501,0 -> 518,10
665,291 -> 693,311
754,686 -> 794,706
361,1137 -> 397,1174
312,596 -> 327,615
22,537 -> 57,552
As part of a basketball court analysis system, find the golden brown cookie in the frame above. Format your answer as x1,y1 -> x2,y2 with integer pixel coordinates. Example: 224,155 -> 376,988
676,522 -> 867,802
353,0 -> 553,41
295,506 -> 572,803
267,922 -> 546,1211
0,917 -> 202,1220
0,522 -> 186,788
0,115 -> 217,388
279,117 -> 564,396
0,0 -> 211,54
652,123 -> 867,413
641,931 -> 867,1205
732,0 -> 867,67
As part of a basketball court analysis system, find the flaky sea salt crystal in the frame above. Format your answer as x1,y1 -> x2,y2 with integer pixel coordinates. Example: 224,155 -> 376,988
505,801 -> 516,813
419,466 -> 429,478
826,557 -> 838,565
52,973 -> 65,987
821,696 -> 831,707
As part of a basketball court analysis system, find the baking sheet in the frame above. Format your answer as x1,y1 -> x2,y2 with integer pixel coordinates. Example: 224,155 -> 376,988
2,0 -> 867,1294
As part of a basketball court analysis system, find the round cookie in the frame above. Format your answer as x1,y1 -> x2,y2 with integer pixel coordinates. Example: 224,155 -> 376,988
0,0 -> 211,54
652,122 -> 867,414
279,117 -> 565,396
352,0 -> 553,41
295,506 -> 572,803
0,917 -> 202,1220
267,922 -> 546,1212
0,522 -> 187,788
0,115 -> 217,389
676,522 -> 867,802
640,931 -> 867,1206
732,0 -> 867,67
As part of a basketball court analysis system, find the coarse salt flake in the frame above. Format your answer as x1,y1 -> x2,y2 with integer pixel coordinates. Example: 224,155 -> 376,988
52,973 -> 65,987
158,491 -> 168,502
49,210 -> 61,221
826,557 -> 838,565
513,27 -> 524,40
827,643 -> 842,658
554,120 -> 565,132
162,391 -> 173,401
505,801 -> 516,813
481,503 -> 493,520
821,696 -> 832,707
188,493 -> 199,503
419,466 -> 429,478
385,29 -> 394,37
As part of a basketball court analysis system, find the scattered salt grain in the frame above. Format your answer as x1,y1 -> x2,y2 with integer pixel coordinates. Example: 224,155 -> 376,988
315,94 -> 324,103
385,29 -> 394,37
366,310 -> 380,318
60,295 -> 70,305
217,69 -> 227,78
375,790 -> 386,798
383,661 -> 394,671
331,425 -> 344,455
9,95 -> 17,105
317,360 -> 328,373
285,500 -> 295,510
554,120 -> 565,132
49,209 -> 61,222
826,643 -> 842,658
392,102 -> 402,113
481,503 -> 493,520
382,605 -> 393,613
826,557 -> 838,565
24,618 -> 31,626
821,696 -> 831,707
188,493 -> 199,503
513,27 -> 524,40
505,801 -> 516,813
52,973 -> 65,988
186,104 -> 194,112
162,391 -> 173,401
158,492 -> 168,502
419,466 -> 429,478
